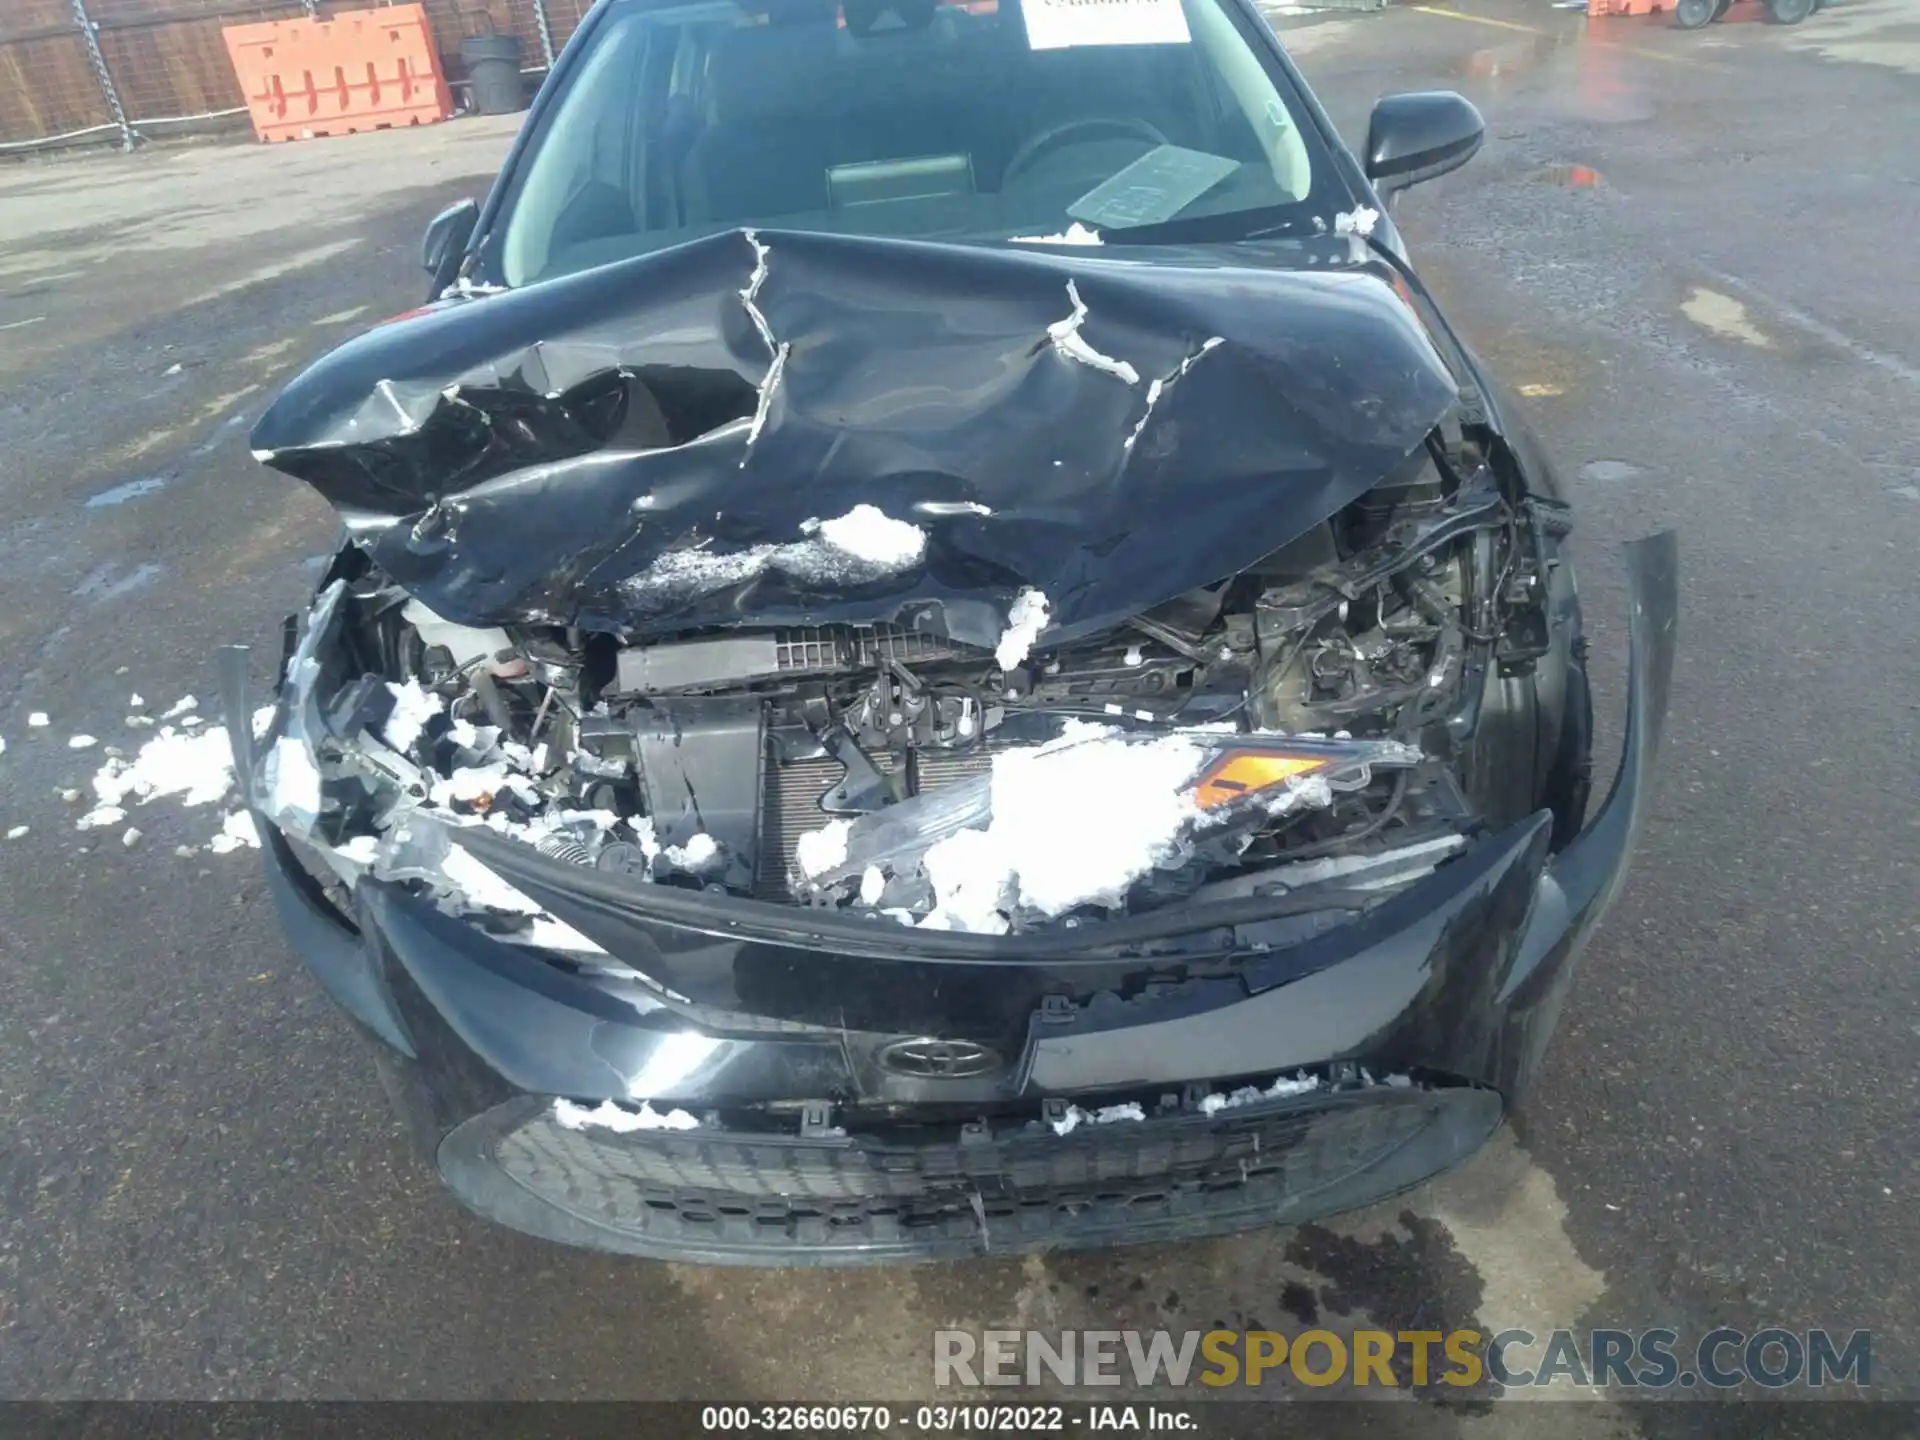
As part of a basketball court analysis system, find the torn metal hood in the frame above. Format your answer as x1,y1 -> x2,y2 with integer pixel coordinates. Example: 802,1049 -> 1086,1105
251,228 -> 1460,648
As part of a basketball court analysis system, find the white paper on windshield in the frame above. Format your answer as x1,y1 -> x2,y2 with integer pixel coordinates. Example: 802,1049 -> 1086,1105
1023,0 -> 1191,51
1067,144 -> 1238,229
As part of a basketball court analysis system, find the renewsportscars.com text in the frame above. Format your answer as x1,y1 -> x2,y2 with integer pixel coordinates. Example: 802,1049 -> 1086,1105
933,1327 -> 1871,1390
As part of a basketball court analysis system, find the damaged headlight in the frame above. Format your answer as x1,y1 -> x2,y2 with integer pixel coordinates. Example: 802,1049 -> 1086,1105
792,727 -> 1421,933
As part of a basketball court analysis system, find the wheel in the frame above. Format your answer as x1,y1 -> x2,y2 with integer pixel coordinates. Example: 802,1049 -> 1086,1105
1674,0 -> 1717,26
1765,0 -> 1815,20
1713,0 -> 1733,15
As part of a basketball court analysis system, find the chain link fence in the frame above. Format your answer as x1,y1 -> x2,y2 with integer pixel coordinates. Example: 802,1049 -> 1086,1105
0,0 -> 589,154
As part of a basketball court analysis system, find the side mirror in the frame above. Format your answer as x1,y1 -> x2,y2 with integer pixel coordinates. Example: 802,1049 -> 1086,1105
421,199 -> 479,293
1364,91 -> 1485,199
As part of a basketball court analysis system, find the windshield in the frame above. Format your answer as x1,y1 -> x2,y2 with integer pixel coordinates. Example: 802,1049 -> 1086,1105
492,0 -> 1342,286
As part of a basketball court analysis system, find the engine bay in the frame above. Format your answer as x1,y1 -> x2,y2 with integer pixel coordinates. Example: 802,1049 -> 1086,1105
263,426 -> 1569,940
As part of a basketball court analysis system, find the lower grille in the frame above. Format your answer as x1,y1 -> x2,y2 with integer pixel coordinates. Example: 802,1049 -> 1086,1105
757,747 -> 994,898
438,1086 -> 1503,1265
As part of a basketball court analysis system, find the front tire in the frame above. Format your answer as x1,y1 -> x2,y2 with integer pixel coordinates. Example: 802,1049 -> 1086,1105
1765,0 -> 1815,21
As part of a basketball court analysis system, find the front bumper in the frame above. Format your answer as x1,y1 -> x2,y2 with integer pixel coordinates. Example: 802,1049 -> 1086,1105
224,535 -> 1675,1264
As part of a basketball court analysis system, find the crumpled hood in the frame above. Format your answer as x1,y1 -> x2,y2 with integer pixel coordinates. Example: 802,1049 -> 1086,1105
251,228 -> 1459,648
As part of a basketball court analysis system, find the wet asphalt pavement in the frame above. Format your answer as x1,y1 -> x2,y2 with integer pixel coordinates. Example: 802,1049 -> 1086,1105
0,0 -> 1916,1421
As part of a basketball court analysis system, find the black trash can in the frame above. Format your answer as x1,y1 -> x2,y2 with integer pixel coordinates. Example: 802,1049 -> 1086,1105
461,32 -> 525,116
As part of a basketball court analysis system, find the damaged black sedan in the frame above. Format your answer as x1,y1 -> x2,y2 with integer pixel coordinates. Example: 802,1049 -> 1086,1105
229,0 -> 1675,1263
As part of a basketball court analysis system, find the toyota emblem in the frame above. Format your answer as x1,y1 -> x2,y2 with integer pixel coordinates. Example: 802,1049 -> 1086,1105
877,1036 -> 1002,1079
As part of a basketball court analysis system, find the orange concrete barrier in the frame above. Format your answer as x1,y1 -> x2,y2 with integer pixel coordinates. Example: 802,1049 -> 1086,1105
222,4 -> 454,144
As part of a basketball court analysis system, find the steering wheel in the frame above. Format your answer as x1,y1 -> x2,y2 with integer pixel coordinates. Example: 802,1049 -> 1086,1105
1002,117 -> 1169,190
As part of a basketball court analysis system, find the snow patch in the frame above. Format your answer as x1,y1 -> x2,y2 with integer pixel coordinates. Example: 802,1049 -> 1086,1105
68,735 -> 98,750
1046,279 -> 1139,385
553,1097 -> 700,1133
439,843 -> 543,915
805,504 -> 927,569
28,713 -> 50,728
87,724 -> 236,812
663,832 -> 721,872
1335,207 -> 1379,238
859,865 -> 887,906
1197,1072 -> 1320,1116
160,695 -> 197,720
917,728 -> 1205,930
1049,1101 -> 1146,1137
795,819 -> 852,879
623,506 -> 927,606
995,587 -> 1051,671
208,811 -> 259,854
335,834 -> 380,865
1010,222 -> 1104,247
5,825 -> 28,840
381,678 -> 443,753
260,734 -> 324,828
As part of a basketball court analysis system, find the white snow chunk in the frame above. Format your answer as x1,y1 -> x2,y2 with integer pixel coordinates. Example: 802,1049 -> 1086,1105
995,587 -> 1051,671
1123,646 -> 1144,666
251,705 -> 275,740
335,834 -> 380,865
626,507 -> 927,606
87,724 -> 236,814
510,915 -> 605,954
77,805 -> 127,830
428,760 -> 513,809
160,695 -> 198,719
440,844 -> 543,914
859,865 -> 887,907
381,678 -> 442,753
918,728 -> 1208,931
553,1097 -> 700,1133
68,735 -> 98,749
207,811 -> 260,854
663,832 -> 721,872
59,789 -> 79,804
739,228 -> 776,354
0,735 -> 5,755
126,715 -> 155,728
1125,336 -> 1225,451
121,827 -> 142,847
5,826 -> 27,840
1334,207 -> 1379,238
743,341 -> 789,452
1050,1101 -> 1146,1137
28,713 -> 49,728
808,505 -> 927,569
1198,1072 -> 1321,1116
1046,279 -> 1139,385
794,819 -> 852,879
128,693 -> 145,708
920,827 -> 1012,934
1010,222 -> 1104,247
260,734 -> 323,825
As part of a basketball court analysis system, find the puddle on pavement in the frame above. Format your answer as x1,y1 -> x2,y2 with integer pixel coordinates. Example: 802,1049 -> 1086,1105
1534,163 -> 1605,187
1449,24 -> 1660,125
1681,286 -> 1774,347
72,561 -> 165,603
85,475 -> 171,509
1580,459 -> 1644,482
191,410 -> 254,458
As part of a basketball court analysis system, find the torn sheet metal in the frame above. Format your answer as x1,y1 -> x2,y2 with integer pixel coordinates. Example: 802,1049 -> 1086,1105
251,230 -> 1459,651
